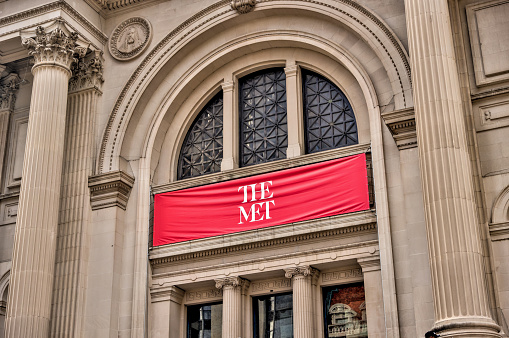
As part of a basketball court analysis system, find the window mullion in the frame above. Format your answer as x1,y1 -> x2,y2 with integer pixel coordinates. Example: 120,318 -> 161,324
285,64 -> 304,158
221,80 -> 238,171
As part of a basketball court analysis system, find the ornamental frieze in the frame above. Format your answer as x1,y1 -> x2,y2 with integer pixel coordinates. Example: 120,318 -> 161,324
109,17 -> 152,61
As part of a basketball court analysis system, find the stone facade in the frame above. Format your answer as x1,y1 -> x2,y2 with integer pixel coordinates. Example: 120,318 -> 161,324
0,0 -> 507,337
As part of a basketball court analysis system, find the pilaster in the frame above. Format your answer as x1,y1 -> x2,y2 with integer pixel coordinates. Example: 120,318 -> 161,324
150,286 -> 184,338
84,171 -> 134,337
404,0 -> 501,336
51,50 -> 104,337
5,23 -> 84,338
215,276 -> 250,338
285,266 -> 319,338
357,257 -> 385,338
0,72 -> 20,189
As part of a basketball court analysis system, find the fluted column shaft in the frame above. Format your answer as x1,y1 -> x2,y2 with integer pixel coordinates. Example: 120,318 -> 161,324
5,25 -> 82,338
215,277 -> 248,338
285,266 -> 318,338
51,51 -> 102,337
404,1 -> 499,336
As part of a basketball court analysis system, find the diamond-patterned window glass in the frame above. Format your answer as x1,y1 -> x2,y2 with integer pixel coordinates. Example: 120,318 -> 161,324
303,70 -> 358,153
240,68 -> 288,167
177,92 -> 223,180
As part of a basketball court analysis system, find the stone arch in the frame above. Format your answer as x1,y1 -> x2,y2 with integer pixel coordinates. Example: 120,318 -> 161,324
97,0 -> 411,174
492,185 -> 509,224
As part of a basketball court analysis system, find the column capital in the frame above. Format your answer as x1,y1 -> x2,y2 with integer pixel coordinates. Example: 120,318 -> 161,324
357,256 -> 381,273
0,72 -> 20,112
69,49 -> 104,93
381,107 -> 417,150
88,171 -> 135,210
284,65 -> 299,77
284,265 -> 319,279
221,80 -> 234,92
21,20 -> 87,73
150,285 -> 185,304
215,276 -> 250,290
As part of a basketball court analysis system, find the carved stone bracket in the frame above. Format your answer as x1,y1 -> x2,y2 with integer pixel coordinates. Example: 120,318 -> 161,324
231,0 -> 256,14
21,20 -> 87,72
88,171 -> 135,210
0,72 -> 20,112
284,265 -> 319,279
381,108 -> 417,150
69,49 -> 104,93
215,276 -> 250,290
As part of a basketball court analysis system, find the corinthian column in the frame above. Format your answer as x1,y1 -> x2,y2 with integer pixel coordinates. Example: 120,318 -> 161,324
51,50 -> 103,337
285,266 -> 319,338
5,24 -> 85,338
404,1 -> 500,337
215,276 -> 250,338
0,72 -> 20,188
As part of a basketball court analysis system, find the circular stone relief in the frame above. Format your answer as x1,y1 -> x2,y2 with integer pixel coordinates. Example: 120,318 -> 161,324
109,17 -> 152,61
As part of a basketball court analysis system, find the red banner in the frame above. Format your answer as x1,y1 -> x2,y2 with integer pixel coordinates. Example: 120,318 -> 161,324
153,154 -> 369,246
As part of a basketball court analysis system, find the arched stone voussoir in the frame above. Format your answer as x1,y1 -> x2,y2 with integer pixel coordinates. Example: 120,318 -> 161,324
98,0 -> 411,174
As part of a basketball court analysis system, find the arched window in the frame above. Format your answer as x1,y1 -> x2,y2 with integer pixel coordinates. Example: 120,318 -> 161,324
177,92 -> 223,180
303,70 -> 358,153
177,68 -> 358,180
239,68 -> 288,167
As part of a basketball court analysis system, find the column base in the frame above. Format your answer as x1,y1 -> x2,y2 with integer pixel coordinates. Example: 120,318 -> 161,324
434,317 -> 501,337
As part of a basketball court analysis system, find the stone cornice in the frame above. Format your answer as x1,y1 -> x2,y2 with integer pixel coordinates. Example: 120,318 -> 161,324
284,265 -> 319,279
69,49 -> 104,93
150,213 -> 377,267
88,171 -> 135,210
381,107 -> 417,150
21,22 -> 86,72
0,0 -> 107,45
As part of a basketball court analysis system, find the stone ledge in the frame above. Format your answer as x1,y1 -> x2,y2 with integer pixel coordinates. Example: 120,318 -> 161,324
88,171 -> 135,210
381,108 -> 417,150
150,209 -> 377,266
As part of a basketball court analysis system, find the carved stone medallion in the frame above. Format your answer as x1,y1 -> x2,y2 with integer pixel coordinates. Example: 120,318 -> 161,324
109,17 -> 152,61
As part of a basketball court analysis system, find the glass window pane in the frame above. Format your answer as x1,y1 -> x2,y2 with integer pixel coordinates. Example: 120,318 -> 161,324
303,70 -> 358,154
178,92 -> 223,180
187,303 -> 223,338
253,293 -> 293,338
323,283 -> 367,338
240,68 -> 288,167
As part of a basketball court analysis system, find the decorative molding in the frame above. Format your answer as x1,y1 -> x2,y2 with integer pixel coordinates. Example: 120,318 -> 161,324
153,143 -> 370,194
0,1 -> 107,45
489,222 -> 509,241
69,50 -> 104,93
471,86 -> 509,101
357,256 -> 381,272
231,0 -> 256,13
251,278 -> 291,292
0,73 -> 20,112
186,288 -> 223,301
109,17 -> 152,61
150,214 -> 377,266
381,107 -> 417,150
284,265 -> 319,279
21,22 -> 86,71
88,171 -> 135,210
98,0 -> 411,173
150,285 -> 185,303
215,276 -> 250,289
322,268 -> 363,283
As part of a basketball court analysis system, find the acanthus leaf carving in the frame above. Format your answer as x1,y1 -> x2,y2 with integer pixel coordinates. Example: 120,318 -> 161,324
69,49 -> 104,93
0,73 -> 20,111
21,22 -> 83,71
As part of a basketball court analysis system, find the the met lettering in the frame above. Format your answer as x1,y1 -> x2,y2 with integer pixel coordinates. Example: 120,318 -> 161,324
238,181 -> 275,224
